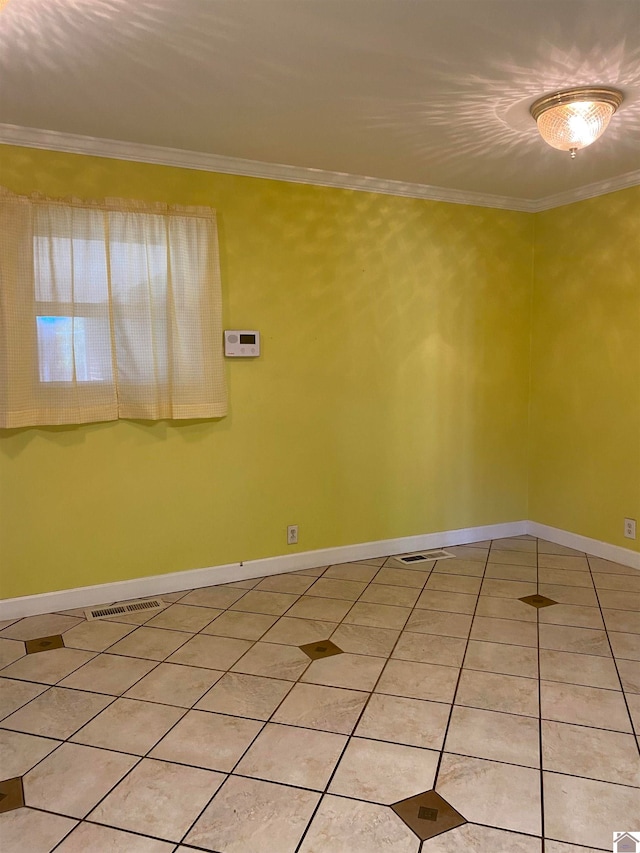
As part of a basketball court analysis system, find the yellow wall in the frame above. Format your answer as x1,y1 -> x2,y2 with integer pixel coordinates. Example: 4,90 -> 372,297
0,146 -> 533,598
529,186 -> 640,551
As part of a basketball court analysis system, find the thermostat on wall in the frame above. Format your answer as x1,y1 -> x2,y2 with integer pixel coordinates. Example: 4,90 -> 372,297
224,330 -> 260,357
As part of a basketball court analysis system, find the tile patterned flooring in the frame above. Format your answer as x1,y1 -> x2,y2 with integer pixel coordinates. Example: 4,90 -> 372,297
0,536 -> 639,852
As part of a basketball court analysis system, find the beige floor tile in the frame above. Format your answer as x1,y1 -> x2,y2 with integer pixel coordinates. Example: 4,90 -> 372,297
539,649 -> 621,689
272,682 -> 368,734
437,752 -> 541,835
628,693 -> 640,732
484,564 -> 538,582
373,567 -> 429,589
538,541 -> 584,557
261,616 -> 337,646
359,583 -> 420,607
491,537 -> 537,553
124,662 -> 224,706
421,822 -> 541,852
594,589 -> 640,611
543,772 -> 639,850
375,659 -> 458,703
475,595 -> 537,621
539,624 -> 611,657
444,545 -> 489,562
223,578 -> 263,588
0,808 -> 76,853
106,626 -> 192,661
542,719 -> 640,786
0,614 -> 82,641
355,556 -> 387,567
480,578 -> 537,599
159,590 -> 191,602
416,589 -> 477,614
355,692 -> 450,749
2,686 -> 112,739
55,822 -> 174,852
2,647 -> 95,685
330,623 -> 400,656
229,590 -> 300,614
545,843 -> 608,853
537,583 -> 600,607
166,634 -> 253,670
235,722 -> 346,790
202,610 -> 278,640
456,669 -> 539,717
150,709 -> 262,770
255,574 -> 316,594
445,705 -> 540,767
464,639 -> 538,678
538,603 -> 604,629
145,604 -> 222,632
343,601 -> 411,629
89,757 -> 225,841
304,578 -> 368,601
487,550 -> 536,567
324,563 -> 379,582
0,728 -> 60,777
285,595 -> 353,622
292,565 -> 329,576
302,651 -> 385,691
610,630 -> 640,661
231,641 -> 310,680
62,619 -> 135,651
425,573 -> 482,594
196,672 -> 293,719
24,742 -> 137,817
0,678 -> 47,720
470,615 -> 538,647
185,775 -> 319,853
433,558 -> 485,577
404,609 -> 472,638
618,658 -> 640,693
71,697 -> 184,754
0,638 -> 26,669
298,794 -> 420,853
538,554 -> 590,571
540,681 -> 632,731
179,586 -> 245,609
592,572 -> 640,593
603,608 -> 640,634
329,737 -> 439,803
588,556 -> 638,574
392,632 -> 466,667
59,653 -> 157,694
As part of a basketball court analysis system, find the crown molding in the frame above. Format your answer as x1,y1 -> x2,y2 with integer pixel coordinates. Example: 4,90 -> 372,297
1,123 -> 638,212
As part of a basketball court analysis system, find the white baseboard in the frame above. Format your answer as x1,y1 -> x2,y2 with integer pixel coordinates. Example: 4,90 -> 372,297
0,520 -> 526,620
3,518 -> 637,621
526,521 -> 640,570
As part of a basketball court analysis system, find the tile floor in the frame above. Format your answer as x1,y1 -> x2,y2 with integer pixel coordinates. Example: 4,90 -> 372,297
0,536 -> 639,852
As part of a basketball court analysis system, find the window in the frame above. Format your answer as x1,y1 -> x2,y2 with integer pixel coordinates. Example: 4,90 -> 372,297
0,190 -> 227,428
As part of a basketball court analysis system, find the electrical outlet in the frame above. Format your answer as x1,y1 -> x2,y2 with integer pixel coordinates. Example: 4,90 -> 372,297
624,518 -> 636,539
287,524 -> 298,545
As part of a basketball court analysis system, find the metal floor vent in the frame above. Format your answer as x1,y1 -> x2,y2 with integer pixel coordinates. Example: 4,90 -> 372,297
398,549 -> 453,564
85,598 -> 164,621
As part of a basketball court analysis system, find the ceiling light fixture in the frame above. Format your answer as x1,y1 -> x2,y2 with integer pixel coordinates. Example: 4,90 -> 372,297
530,86 -> 623,158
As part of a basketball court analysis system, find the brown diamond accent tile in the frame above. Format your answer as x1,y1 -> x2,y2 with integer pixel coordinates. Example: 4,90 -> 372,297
25,634 -> 65,654
299,639 -> 343,660
392,789 -> 466,841
519,594 -> 557,609
0,777 -> 25,813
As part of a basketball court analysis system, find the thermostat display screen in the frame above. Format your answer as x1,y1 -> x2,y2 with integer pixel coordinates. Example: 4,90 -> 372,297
239,334 -> 255,344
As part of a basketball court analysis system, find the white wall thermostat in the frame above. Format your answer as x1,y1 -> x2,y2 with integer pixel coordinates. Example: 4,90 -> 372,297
224,330 -> 260,357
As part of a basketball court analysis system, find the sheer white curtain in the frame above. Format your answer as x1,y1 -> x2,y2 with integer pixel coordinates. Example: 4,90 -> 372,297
0,189 -> 227,428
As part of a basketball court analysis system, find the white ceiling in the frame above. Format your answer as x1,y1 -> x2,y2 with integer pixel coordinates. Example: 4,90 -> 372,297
1,0 -> 639,206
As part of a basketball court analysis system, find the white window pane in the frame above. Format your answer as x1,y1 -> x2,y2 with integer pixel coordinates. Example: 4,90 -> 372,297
36,317 -> 113,383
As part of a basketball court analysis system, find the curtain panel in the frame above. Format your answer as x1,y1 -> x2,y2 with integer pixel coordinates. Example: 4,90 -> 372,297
0,188 -> 227,428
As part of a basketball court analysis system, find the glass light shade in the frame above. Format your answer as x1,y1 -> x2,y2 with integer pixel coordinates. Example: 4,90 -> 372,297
530,87 -> 623,156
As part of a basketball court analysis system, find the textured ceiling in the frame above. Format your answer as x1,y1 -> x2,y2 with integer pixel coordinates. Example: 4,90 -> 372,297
1,0 -> 639,203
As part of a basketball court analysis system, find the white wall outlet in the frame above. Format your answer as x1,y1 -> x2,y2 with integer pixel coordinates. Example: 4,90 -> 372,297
624,518 -> 636,539
287,525 -> 298,545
